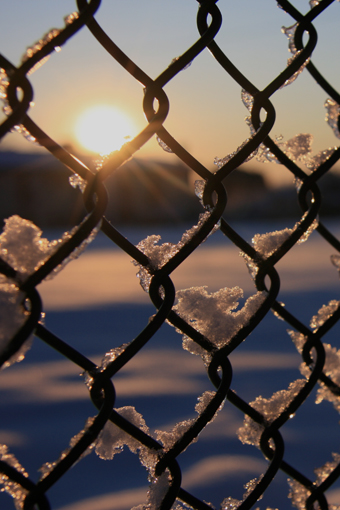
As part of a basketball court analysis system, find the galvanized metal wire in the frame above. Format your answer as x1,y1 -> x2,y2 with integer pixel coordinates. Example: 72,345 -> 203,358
1,1 -> 340,509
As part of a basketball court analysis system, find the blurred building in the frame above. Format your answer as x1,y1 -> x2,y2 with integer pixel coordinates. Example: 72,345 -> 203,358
3,150 -> 337,228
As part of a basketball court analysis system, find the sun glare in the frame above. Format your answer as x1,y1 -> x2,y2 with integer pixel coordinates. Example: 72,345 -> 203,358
75,105 -> 136,155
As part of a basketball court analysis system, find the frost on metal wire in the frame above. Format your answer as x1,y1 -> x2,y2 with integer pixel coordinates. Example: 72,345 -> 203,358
0,444 -> 28,509
288,298 -> 340,413
237,380 -> 306,448
134,212 -> 217,292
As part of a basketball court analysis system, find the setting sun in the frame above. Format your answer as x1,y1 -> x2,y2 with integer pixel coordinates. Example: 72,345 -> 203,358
75,105 -> 136,155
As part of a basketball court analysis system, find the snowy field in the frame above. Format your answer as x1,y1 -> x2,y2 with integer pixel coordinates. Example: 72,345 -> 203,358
1,220 -> 340,510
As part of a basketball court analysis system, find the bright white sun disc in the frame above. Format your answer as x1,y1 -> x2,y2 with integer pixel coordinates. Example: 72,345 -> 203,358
75,106 -> 135,155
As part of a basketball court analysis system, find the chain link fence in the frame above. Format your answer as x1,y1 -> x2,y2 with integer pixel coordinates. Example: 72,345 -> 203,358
1,1 -> 340,509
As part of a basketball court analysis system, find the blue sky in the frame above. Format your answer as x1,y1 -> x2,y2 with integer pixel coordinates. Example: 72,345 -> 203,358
0,1 -> 339,186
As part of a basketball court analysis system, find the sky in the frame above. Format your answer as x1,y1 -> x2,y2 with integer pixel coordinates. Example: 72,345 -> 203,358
0,0 -> 340,186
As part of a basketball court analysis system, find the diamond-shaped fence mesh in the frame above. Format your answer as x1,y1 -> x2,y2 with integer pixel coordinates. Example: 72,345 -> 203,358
1,1 -> 340,509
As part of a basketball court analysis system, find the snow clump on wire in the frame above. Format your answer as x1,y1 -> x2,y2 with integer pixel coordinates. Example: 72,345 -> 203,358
173,286 -> 266,361
0,215 -> 99,368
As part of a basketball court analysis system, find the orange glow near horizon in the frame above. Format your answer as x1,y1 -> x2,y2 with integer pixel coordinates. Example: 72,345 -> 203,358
74,105 -> 137,155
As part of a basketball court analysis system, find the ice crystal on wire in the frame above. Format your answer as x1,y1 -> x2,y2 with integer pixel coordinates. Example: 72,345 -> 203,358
64,11 -> 79,25
69,173 -> 86,193
221,497 -> 241,510
155,419 -> 195,451
241,89 -> 254,112
238,379 -> 305,447
170,56 -> 192,71
214,138 -> 258,169
156,136 -> 173,153
242,216 -> 318,278
289,300 -> 340,411
85,343 -> 129,389
310,300 -> 340,330
221,476 -> 264,510
95,407 -> 149,460
0,68 -> 8,100
21,28 -> 61,75
315,343 -> 340,411
147,471 -> 172,510
45,218 -> 101,280
173,286 -> 266,358
39,417 -> 95,480
288,479 -> 310,510
289,453 -> 340,510
315,452 -> 340,485
155,391 -> 223,451
132,470 -> 176,510
325,98 -> 340,139
282,51 -> 310,89
282,24 -> 298,54
281,22 -> 310,88
0,444 -> 28,509
101,343 -> 129,370
134,213 -> 216,292
256,134 -> 313,165
305,147 -> 337,172
0,70 -> 37,144
287,330 -> 306,355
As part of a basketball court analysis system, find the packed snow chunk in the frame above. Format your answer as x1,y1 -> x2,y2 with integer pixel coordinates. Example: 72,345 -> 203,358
155,391 -> 223,451
100,343 -> 129,371
310,300 -> 340,330
305,146 -> 337,172
95,407 -> 149,460
147,471 -> 172,510
221,497 -> 242,510
135,213 -> 217,292
173,286 -> 266,350
282,134 -> 313,162
221,476 -> 263,510
243,217 -> 318,269
195,390 -> 225,421
0,444 -> 29,508
0,215 -> 100,282
315,343 -> 340,411
287,330 -> 306,355
251,229 -> 292,258
155,419 -> 196,450
0,277 -> 32,368
314,452 -> 340,486
181,334 -> 210,363
195,390 -> 216,414
288,478 -> 310,510
257,133 -> 313,165
0,216 -> 56,277
238,379 -> 305,447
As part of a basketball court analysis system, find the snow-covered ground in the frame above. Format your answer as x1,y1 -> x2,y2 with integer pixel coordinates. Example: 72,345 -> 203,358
1,222 -> 340,510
